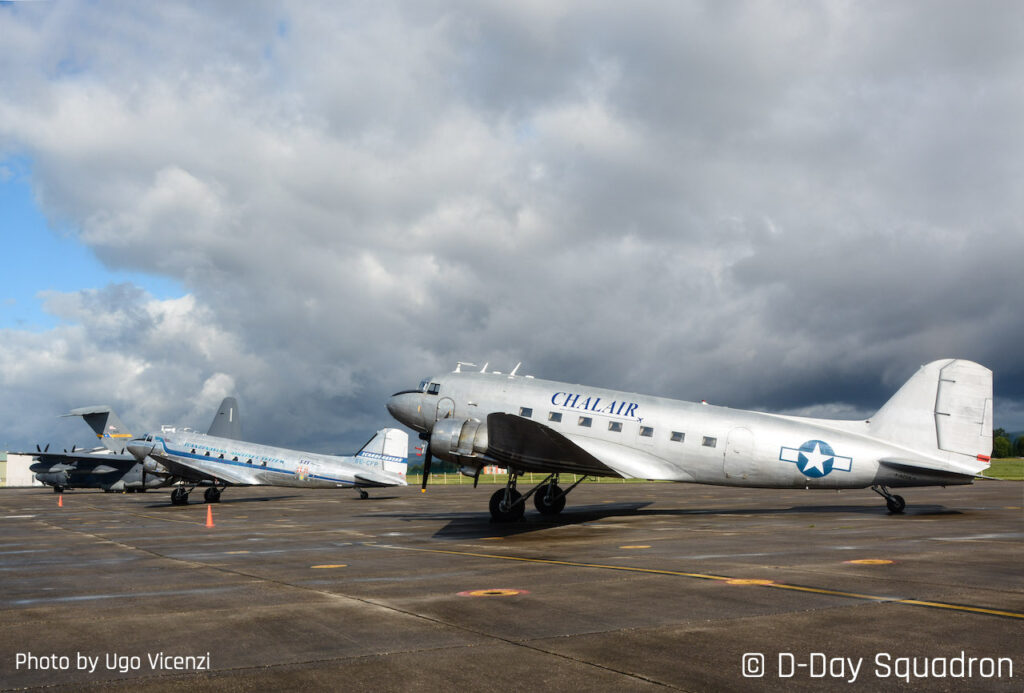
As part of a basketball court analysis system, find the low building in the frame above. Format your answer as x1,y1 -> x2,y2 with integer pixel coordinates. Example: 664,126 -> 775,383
1,452 -> 44,487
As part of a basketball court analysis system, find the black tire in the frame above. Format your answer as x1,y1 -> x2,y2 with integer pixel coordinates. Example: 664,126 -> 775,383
171,488 -> 189,506
204,487 -> 221,503
53,486 -> 64,494
359,489 -> 369,500
886,495 -> 906,514
534,484 -> 566,516
489,488 -> 524,522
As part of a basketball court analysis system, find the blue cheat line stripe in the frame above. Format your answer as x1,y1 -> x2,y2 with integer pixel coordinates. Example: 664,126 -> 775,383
155,437 -> 355,486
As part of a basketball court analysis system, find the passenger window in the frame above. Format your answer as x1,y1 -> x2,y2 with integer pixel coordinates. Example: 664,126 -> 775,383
205,451 -> 210,456
427,382 -> 441,395
578,416 -> 592,427
261,460 -> 267,467
702,436 -> 717,448
519,407 -> 533,418
247,458 -> 252,465
608,421 -> 623,432
671,431 -> 684,442
548,412 -> 562,423
640,426 -> 654,437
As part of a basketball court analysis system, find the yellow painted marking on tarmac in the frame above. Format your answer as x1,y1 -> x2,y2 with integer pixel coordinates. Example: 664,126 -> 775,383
311,564 -> 347,569
368,544 -> 1024,620
225,550 -> 250,555
480,537 -> 503,541
620,545 -> 651,549
845,559 -> 893,565
726,578 -> 774,585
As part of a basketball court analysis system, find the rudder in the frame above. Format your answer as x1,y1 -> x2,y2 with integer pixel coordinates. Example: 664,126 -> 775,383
870,359 -> 992,460
357,428 -> 409,477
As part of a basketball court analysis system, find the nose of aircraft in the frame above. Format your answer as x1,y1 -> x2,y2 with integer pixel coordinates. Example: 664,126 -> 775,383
386,391 -> 427,432
126,438 -> 154,461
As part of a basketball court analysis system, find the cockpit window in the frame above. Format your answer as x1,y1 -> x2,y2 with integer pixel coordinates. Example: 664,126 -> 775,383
426,382 -> 441,395
418,379 -> 430,392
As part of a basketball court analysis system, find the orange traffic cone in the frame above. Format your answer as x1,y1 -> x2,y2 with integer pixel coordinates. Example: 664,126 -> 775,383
58,494 -> 63,508
205,504 -> 214,528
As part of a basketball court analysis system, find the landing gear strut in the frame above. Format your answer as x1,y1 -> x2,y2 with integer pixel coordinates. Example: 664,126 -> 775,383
871,485 -> 906,514
170,486 -> 190,506
489,475 -> 524,522
488,472 -> 588,522
358,489 -> 369,500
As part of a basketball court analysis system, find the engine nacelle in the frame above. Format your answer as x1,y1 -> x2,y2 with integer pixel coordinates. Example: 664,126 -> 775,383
143,458 -> 169,475
430,417 -> 488,463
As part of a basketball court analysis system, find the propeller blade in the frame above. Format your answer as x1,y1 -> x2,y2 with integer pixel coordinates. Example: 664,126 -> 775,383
473,468 -> 480,489
71,445 -> 77,453
36,444 -> 41,453
421,446 -> 432,492
44,443 -> 50,453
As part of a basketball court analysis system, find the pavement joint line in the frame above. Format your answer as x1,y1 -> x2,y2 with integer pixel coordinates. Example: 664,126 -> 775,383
367,543 -> 1024,621
22,511 -> 683,690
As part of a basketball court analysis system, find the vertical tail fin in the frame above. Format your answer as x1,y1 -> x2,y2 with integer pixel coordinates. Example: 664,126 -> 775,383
207,397 -> 242,440
357,428 -> 409,479
870,359 -> 993,461
64,406 -> 132,452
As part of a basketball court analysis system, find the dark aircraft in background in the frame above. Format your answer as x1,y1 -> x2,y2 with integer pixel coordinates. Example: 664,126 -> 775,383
26,406 -> 168,493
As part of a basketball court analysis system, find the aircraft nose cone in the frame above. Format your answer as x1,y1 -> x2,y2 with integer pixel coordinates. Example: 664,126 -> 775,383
387,392 -> 426,433
126,439 -> 154,461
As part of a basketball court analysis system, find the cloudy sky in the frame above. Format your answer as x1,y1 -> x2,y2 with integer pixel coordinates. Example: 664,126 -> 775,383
2,1 -> 1022,453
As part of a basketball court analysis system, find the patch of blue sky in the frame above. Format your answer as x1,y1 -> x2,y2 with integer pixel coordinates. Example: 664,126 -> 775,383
0,158 -> 185,331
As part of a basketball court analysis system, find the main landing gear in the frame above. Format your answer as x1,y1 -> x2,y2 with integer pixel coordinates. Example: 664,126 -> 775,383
488,473 -> 588,522
358,489 -> 369,500
871,485 -> 906,514
170,484 -> 225,505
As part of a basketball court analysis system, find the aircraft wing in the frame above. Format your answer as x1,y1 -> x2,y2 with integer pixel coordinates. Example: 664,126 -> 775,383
486,413 -> 621,476
485,413 -> 695,481
25,450 -> 136,474
148,450 -> 254,486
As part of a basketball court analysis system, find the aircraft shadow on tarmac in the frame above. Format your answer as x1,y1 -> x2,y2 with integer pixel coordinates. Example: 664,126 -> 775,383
143,495 -> 302,507
368,502 -> 963,540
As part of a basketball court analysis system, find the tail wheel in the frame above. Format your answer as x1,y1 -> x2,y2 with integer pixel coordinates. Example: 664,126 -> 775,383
886,495 -> 906,514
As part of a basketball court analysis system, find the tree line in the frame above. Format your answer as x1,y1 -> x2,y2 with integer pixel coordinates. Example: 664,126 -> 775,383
992,428 -> 1023,458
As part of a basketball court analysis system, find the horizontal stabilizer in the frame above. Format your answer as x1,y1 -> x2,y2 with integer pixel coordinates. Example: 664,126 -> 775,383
878,458 -> 984,482
64,406 -> 133,452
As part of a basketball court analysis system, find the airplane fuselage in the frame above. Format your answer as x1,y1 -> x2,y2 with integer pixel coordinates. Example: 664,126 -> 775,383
389,370 -> 980,490
142,431 -> 406,489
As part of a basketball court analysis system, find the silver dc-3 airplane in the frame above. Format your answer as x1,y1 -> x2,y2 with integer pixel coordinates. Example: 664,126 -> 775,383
386,359 -> 993,522
126,398 -> 409,505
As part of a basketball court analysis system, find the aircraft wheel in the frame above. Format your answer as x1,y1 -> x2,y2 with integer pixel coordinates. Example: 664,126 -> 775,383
359,489 -> 369,500
886,495 -> 906,514
534,484 -> 566,516
171,488 -> 189,506
489,488 -> 524,522
204,487 -> 221,503
53,486 -> 64,494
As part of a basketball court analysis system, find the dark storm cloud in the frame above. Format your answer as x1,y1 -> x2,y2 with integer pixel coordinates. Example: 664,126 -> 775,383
1,1 -> 1022,452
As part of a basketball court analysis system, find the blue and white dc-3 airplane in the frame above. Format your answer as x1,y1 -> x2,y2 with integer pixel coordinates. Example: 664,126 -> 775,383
387,359 -> 993,521
127,398 -> 408,505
